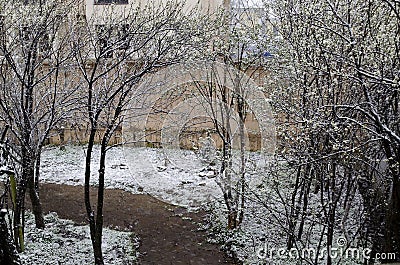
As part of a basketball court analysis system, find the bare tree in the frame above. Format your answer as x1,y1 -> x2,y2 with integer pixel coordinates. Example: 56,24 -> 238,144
0,126 -> 20,265
71,2 -> 211,264
0,0 -> 79,251
266,0 -> 400,263
189,3 -> 271,230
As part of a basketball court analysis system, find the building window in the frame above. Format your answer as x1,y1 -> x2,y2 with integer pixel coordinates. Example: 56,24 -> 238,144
96,24 -> 130,58
117,24 -> 129,50
22,0 -> 47,5
0,15 -> 4,45
94,0 -> 128,5
39,32 -> 51,54
76,14 -> 87,25
96,25 -> 113,58
21,26 -> 51,55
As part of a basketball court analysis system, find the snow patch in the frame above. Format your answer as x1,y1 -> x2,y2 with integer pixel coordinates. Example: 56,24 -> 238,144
39,145 -> 224,208
20,211 -> 139,265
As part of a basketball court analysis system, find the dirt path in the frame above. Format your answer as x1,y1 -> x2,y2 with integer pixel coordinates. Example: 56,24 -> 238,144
31,183 -> 234,265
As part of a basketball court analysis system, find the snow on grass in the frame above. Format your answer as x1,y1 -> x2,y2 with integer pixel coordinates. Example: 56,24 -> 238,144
4,145 -> 369,264
20,211 -> 139,265
1,144 -> 275,264
38,144 -> 277,263
204,168 -> 368,265
40,145 -> 225,208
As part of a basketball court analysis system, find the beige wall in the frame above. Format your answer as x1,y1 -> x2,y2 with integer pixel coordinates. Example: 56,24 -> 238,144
84,0 -> 228,19
47,0 -> 269,151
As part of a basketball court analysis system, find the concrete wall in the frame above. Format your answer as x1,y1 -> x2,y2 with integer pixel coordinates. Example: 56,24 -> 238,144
84,0 -> 228,20
43,0 -> 271,152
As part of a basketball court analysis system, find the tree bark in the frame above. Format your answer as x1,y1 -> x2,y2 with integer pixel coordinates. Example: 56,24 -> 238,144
0,210 -> 20,265
384,175 -> 400,261
27,176 -> 45,229
84,128 -> 103,264
13,182 -> 25,252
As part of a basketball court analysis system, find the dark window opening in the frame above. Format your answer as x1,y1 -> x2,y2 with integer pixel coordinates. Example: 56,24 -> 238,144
96,24 -> 130,58
22,0 -> 47,5
95,0 -> 128,5
21,26 -> 51,55
76,14 -> 87,25
117,24 -> 129,50
39,32 -> 51,54
0,15 -> 4,45
96,25 -> 113,58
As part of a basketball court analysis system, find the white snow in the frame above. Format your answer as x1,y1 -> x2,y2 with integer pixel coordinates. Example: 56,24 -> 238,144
204,167 -> 368,265
37,145 -> 277,264
0,144 -> 271,264
20,211 -> 139,265
39,145 -> 227,208
1,145 -> 371,264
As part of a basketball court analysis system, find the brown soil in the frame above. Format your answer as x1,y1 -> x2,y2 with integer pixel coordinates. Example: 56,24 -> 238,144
30,183 -> 235,265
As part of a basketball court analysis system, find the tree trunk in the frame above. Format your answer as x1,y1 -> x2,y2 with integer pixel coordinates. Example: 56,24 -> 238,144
34,148 -> 42,193
28,147 -> 45,229
92,139 -> 108,265
381,143 -> 400,262
0,210 -> 20,265
227,210 -> 238,230
93,240 -> 104,265
297,172 -> 311,241
383,175 -> 400,262
13,183 -> 25,253
27,176 -> 45,229
237,92 -> 246,227
22,155 -> 45,229
84,128 -> 103,264
357,174 -> 386,262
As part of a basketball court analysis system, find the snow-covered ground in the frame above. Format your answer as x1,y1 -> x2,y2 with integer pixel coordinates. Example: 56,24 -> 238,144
38,145 -> 278,263
4,145 -> 369,265
205,169 -> 368,265
40,145 -> 266,208
37,145 -> 273,263
20,211 -> 139,265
